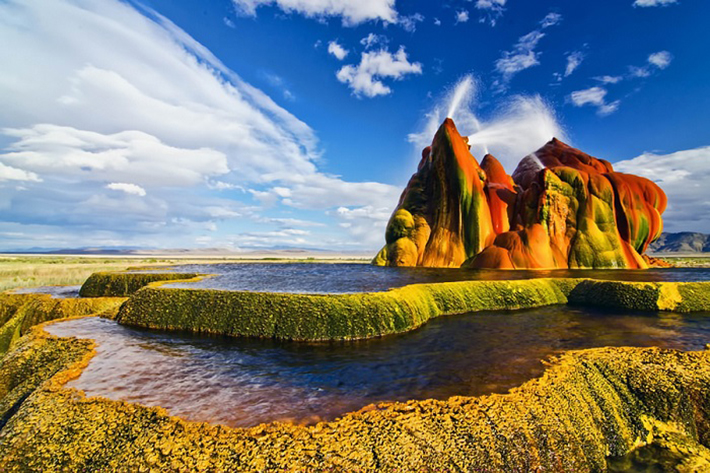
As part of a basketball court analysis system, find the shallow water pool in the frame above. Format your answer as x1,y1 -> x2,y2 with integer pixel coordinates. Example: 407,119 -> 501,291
158,263 -> 710,293
46,306 -> 710,428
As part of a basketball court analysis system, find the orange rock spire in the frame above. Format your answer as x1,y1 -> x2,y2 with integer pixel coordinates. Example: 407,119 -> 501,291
373,119 -> 667,269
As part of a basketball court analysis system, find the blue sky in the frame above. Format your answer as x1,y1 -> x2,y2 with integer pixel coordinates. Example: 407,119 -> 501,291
0,0 -> 708,252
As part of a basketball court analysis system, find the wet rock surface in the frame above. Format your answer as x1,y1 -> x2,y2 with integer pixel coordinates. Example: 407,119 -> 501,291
375,119 -> 667,270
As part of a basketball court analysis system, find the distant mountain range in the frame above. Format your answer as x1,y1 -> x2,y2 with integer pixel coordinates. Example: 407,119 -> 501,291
0,246 -> 373,259
3,233 -> 709,256
649,232 -> 710,254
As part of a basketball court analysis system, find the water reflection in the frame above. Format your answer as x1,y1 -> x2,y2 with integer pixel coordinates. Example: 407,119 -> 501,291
11,285 -> 81,298
46,306 -> 710,428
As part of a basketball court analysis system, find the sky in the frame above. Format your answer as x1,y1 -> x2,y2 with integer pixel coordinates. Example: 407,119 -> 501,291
0,0 -> 709,252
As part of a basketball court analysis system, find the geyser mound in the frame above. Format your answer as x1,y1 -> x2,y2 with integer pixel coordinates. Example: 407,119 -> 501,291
373,118 -> 667,269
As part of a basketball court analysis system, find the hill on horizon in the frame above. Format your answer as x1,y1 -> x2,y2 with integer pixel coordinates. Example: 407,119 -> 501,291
649,232 -> 710,254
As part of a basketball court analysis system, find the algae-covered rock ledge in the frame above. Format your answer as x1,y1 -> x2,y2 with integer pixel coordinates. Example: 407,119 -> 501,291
79,271 -> 204,297
114,275 -> 710,341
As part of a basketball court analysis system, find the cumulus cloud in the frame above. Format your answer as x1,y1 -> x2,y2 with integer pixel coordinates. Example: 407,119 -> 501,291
336,47 -> 422,97
648,50 -> 673,69
327,40 -> 349,60
569,86 -> 620,116
624,51 -> 672,77
615,146 -> 710,233
107,183 -> 147,197
493,13 -> 561,89
231,0 -> 397,26
0,0 -> 399,251
633,0 -> 678,7
455,10 -> 470,24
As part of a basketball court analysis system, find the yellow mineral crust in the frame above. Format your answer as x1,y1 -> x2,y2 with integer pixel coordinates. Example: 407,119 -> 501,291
0,324 -> 709,471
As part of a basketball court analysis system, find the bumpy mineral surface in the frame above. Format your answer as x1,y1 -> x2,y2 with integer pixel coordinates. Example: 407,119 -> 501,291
374,118 -> 667,269
1,324 -> 709,471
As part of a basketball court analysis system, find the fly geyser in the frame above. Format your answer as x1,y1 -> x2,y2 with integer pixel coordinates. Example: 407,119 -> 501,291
373,119 -> 667,269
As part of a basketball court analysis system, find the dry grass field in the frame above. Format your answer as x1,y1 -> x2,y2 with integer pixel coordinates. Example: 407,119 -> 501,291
0,256 -> 177,292
0,255 -> 369,293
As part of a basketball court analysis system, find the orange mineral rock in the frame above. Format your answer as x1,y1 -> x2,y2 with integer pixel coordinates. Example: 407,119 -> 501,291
374,119 -> 667,269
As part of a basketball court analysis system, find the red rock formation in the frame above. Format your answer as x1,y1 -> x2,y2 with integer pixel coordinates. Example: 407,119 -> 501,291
374,119 -> 667,269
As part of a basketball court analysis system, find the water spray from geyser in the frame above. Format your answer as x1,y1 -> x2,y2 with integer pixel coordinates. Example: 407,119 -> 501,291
439,74 -> 564,170
445,76 -> 488,155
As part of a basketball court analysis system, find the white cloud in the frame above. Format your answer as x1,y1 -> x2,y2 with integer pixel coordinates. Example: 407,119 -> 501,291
400,13 -> 424,32
2,124 -> 229,188
223,17 -> 236,28
476,0 -> 506,10
0,162 -> 42,182
0,0 -> 401,251
261,72 -> 296,101
327,40 -> 349,60
455,10 -> 470,24
633,0 -> 678,7
231,0 -> 397,26
336,47 -> 422,97
433,17 -> 441,26
260,217 -> 326,227
590,50 -> 672,89
540,12 -> 563,28
333,205 -> 393,247
494,14 -> 561,88
564,51 -> 585,77
360,33 -> 388,50
495,31 -> 545,82
629,65 -> 652,78
475,0 -> 506,9
615,146 -> 710,233
570,86 -> 607,107
594,75 -> 623,84
474,0 -> 505,26
598,100 -> 621,116
260,173 -> 400,211
569,86 -> 620,116
106,182 -> 147,197
648,50 -> 673,69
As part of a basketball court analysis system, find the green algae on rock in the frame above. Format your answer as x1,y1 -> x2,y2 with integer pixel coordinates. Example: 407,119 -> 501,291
1,325 -> 709,471
116,278 -> 572,341
115,277 -> 710,341
79,271 -> 202,297
0,293 -> 125,356
567,280 -> 710,313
